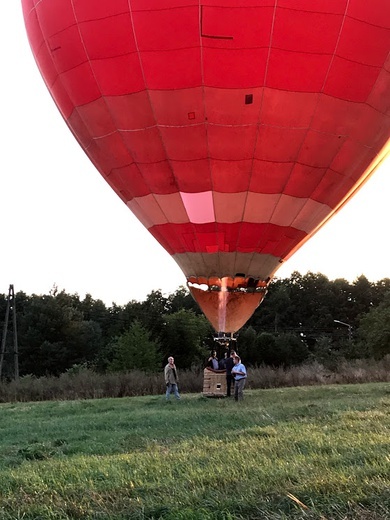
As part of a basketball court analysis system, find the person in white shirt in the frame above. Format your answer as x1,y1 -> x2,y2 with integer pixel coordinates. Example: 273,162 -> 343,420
231,355 -> 247,401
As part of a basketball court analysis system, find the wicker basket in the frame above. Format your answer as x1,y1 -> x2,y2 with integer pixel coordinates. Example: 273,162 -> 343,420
202,368 -> 227,397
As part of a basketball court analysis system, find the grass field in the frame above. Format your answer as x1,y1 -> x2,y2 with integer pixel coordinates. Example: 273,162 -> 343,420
0,383 -> 389,519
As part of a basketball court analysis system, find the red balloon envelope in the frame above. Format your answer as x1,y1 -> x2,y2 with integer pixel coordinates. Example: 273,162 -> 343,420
22,0 -> 390,332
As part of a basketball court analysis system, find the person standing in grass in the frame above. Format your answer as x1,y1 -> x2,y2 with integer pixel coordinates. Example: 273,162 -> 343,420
164,356 -> 180,401
225,350 -> 236,397
231,355 -> 247,401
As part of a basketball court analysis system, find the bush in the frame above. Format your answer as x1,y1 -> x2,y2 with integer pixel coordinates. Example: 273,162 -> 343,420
0,357 -> 389,403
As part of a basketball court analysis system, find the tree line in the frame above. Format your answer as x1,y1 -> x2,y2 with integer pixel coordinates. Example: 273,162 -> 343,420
0,271 -> 389,379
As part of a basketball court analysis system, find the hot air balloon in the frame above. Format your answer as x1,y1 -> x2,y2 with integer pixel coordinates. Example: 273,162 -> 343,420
22,0 -> 390,335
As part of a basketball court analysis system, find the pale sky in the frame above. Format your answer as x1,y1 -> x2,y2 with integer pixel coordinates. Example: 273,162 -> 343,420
1,1 -> 389,306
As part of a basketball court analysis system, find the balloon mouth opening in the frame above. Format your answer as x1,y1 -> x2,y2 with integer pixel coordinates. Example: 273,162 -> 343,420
187,276 -> 270,333
187,275 -> 269,294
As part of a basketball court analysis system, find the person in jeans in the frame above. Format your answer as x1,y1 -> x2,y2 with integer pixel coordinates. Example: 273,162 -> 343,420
164,356 -> 180,401
231,355 -> 247,401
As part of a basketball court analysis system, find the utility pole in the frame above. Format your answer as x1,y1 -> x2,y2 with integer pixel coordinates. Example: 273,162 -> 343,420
333,319 -> 353,342
0,285 -> 19,381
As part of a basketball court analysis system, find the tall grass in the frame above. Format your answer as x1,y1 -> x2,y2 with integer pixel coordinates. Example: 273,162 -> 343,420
0,357 -> 389,403
0,383 -> 388,519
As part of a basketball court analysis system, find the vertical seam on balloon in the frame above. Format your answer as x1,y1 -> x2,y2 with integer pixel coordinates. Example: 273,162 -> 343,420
67,0 -> 144,198
127,0 -> 175,185
280,0 -> 352,255
32,0 -> 43,10
260,2 -> 298,244
68,1 -> 180,245
268,2 -> 353,264
25,0 -> 38,17
250,1 -> 283,270
365,50 -> 390,113
126,0 -> 196,271
237,0 -> 280,279
32,0 -> 92,162
280,0 -> 353,263
30,0 -> 75,122
320,0 -> 351,95
197,2 -> 218,280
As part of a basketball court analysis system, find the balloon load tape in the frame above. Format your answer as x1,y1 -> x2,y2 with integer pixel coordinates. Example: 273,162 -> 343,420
213,332 -> 238,345
187,276 -> 269,294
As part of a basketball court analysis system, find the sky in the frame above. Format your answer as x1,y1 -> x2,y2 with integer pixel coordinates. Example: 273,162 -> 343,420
1,1 -> 389,307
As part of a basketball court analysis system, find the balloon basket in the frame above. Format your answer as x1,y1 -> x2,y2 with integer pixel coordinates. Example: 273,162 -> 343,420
202,368 -> 227,398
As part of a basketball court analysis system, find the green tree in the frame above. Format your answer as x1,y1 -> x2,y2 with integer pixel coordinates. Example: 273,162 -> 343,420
167,286 -> 199,314
256,332 -> 277,365
138,290 -> 169,338
160,309 -> 212,369
247,278 -> 291,332
255,331 -> 309,366
374,278 -> 390,303
17,292 -> 74,375
351,275 -> 376,319
275,332 -> 309,366
236,326 -> 258,365
63,320 -> 103,366
17,291 -> 103,376
109,320 -> 162,372
357,293 -> 390,359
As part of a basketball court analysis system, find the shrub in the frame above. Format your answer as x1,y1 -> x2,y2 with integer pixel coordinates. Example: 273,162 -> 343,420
0,357 -> 389,403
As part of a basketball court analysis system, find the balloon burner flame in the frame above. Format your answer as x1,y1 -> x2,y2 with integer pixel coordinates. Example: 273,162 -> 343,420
218,277 -> 229,332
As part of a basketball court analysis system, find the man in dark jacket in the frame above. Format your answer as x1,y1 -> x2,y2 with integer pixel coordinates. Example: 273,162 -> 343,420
225,350 -> 236,397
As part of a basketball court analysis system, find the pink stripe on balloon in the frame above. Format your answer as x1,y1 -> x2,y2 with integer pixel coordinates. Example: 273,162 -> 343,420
180,191 -> 215,224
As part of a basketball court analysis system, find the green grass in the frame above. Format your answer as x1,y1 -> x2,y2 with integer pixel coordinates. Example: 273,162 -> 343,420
0,383 -> 389,519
